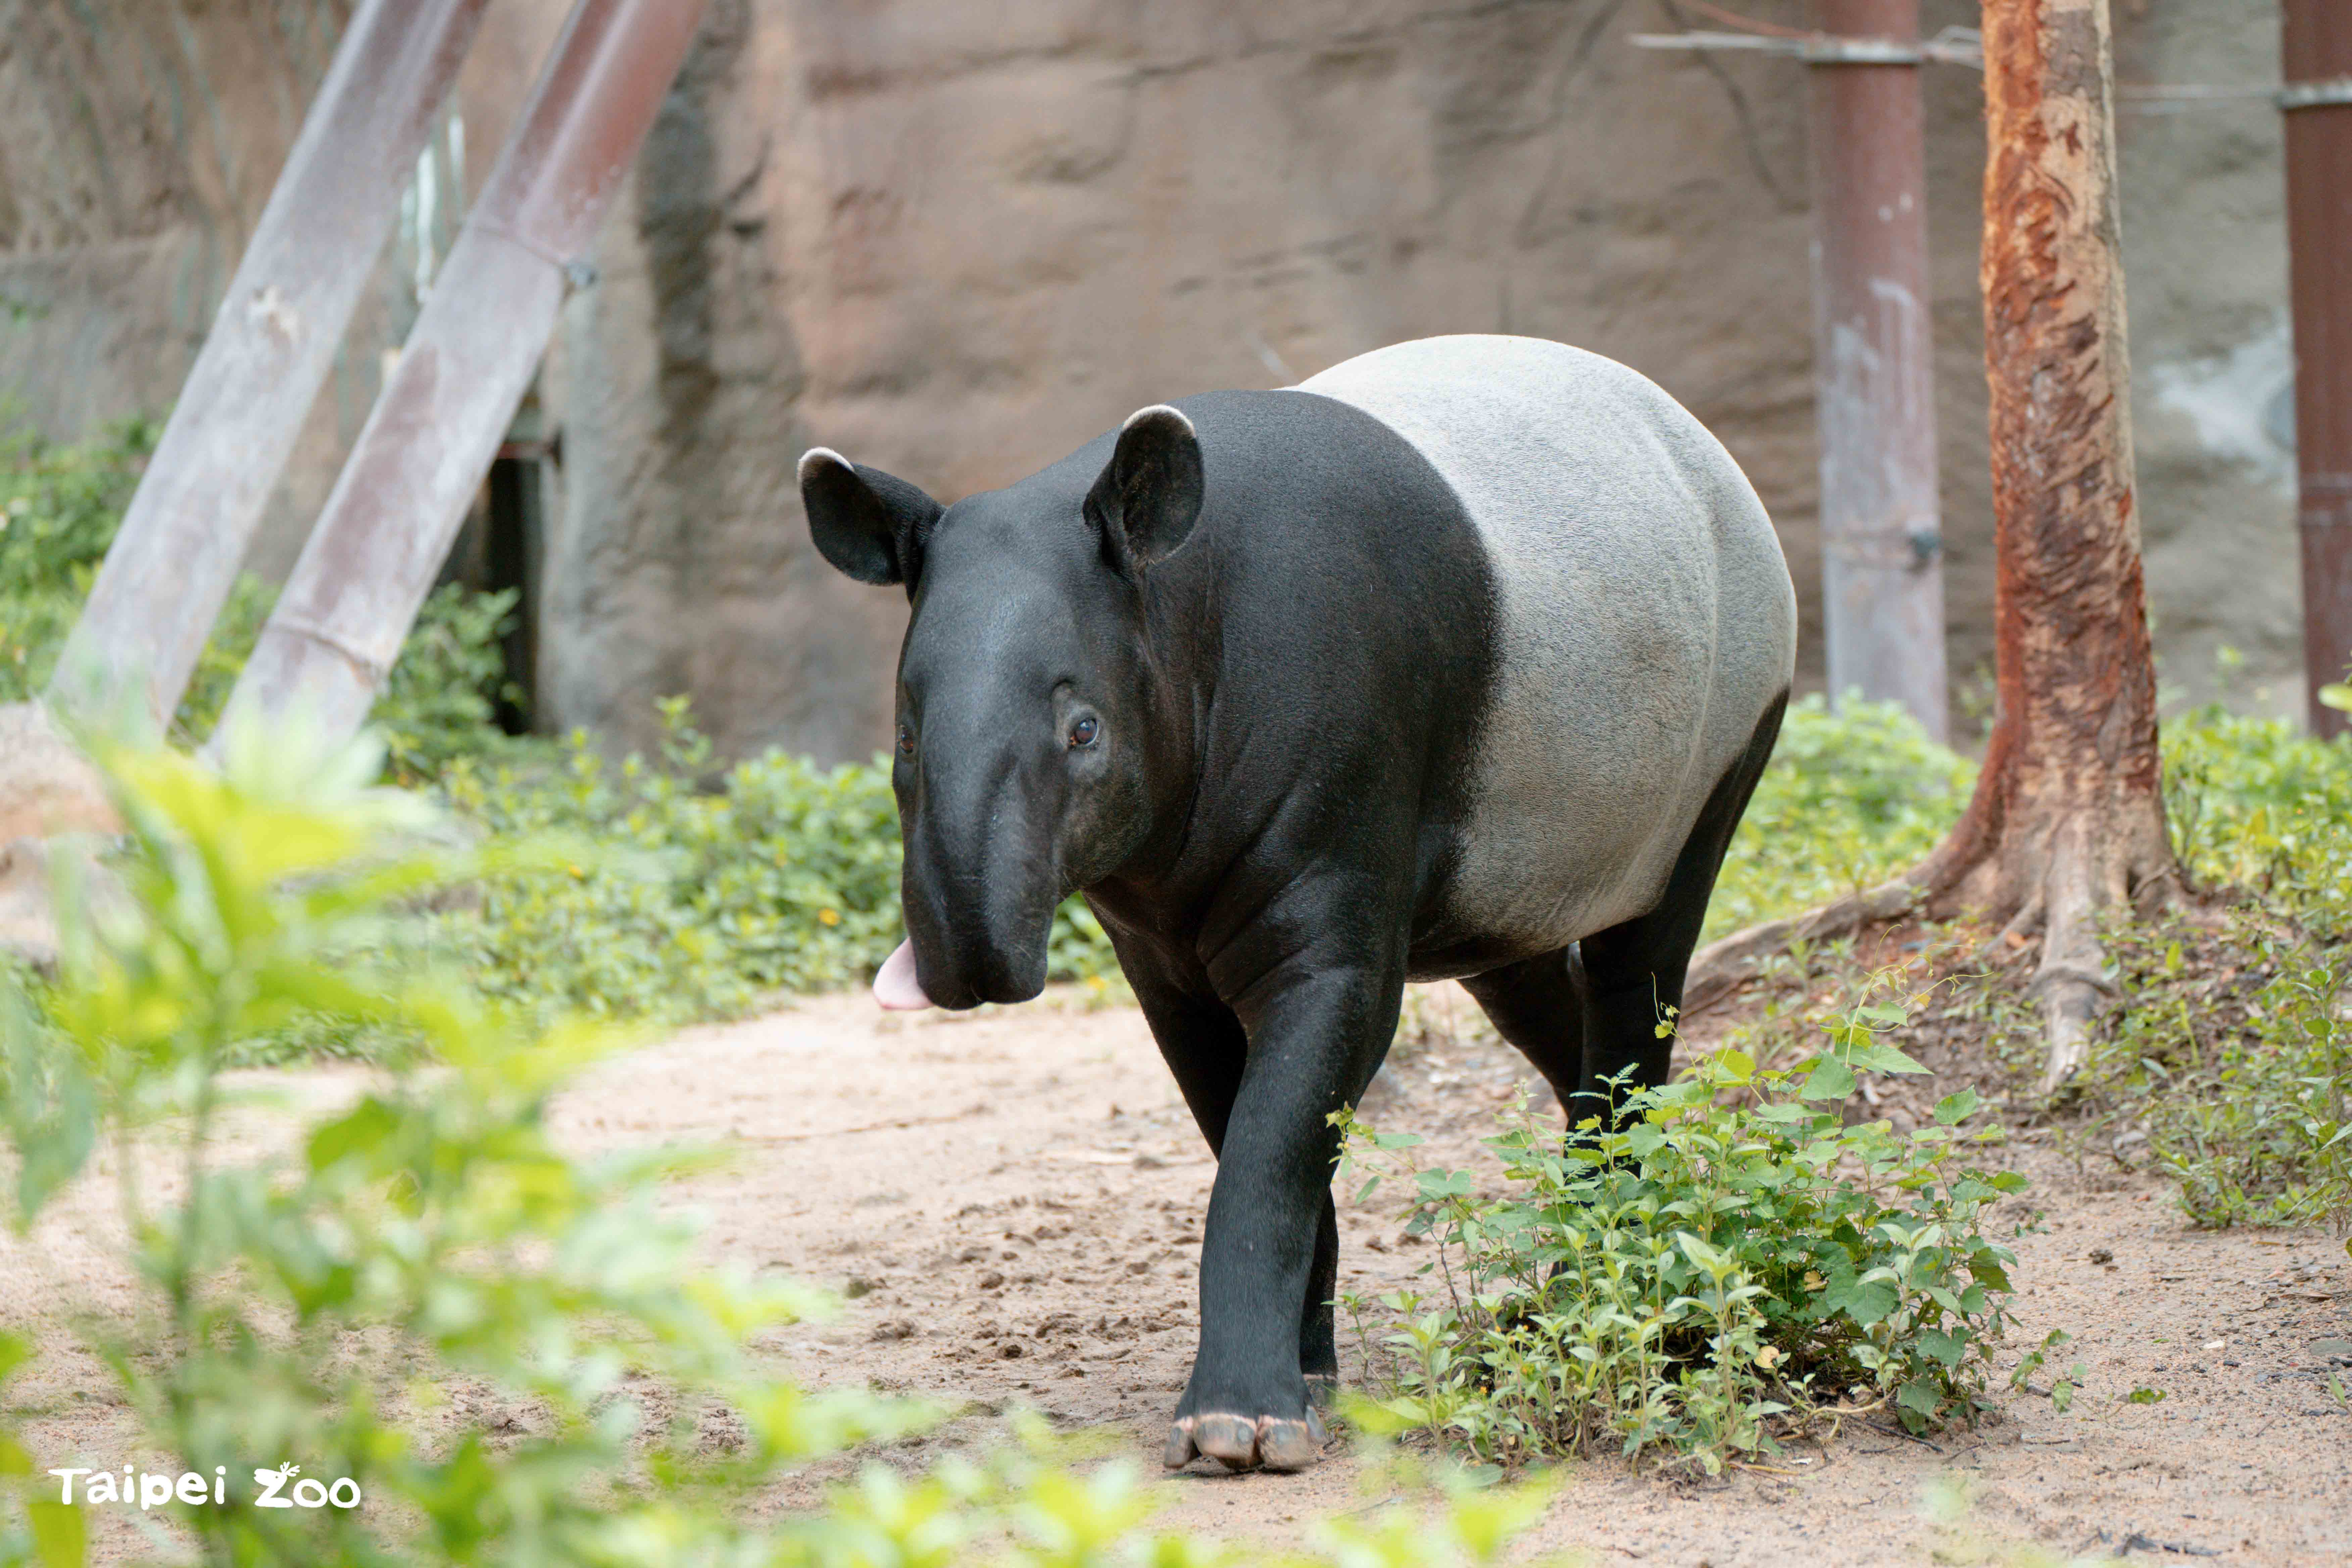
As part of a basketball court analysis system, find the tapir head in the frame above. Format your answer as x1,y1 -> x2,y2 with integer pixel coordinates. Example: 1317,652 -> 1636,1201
799,406 -> 1204,1009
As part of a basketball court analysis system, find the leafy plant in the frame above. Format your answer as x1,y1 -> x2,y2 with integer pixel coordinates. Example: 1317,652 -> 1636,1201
2161,700 -> 2352,935
1337,986 -> 2023,1474
2008,1329 -> 2081,1415
372,583 -> 522,782
0,419 -> 154,600
0,418 -> 523,771
2082,911 -> 2351,1231
432,699 -> 1122,1028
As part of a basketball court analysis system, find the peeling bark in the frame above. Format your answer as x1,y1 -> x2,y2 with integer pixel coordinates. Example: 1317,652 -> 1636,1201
1690,0 -> 2179,1092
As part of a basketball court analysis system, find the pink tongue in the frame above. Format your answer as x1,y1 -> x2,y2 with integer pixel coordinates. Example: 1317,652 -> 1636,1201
872,939 -> 935,1011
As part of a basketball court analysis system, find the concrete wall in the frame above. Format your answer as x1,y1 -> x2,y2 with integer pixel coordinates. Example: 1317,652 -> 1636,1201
0,0 -> 2305,765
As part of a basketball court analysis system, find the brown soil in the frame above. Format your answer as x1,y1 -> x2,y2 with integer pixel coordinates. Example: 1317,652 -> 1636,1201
5,985 -> 2349,1565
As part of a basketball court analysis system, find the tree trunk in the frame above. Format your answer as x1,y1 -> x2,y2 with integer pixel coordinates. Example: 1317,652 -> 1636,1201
1690,0 -> 2180,1092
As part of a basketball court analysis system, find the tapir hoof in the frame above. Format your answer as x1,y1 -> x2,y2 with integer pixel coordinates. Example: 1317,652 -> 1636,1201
1162,1408 -> 1329,1472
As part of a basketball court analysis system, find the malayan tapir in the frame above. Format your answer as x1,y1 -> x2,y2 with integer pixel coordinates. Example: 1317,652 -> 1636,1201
797,334 -> 1797,1474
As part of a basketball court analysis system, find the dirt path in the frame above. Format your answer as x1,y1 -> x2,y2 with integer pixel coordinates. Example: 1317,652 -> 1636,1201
566,989 -> 2352,1565
7,987 -> 2350,1564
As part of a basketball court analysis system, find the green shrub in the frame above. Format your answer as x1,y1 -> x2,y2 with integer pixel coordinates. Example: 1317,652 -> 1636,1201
2074,705 -> 2352,1231
373,583 -> 522,782
434,700 -> 1122,1026
0,419 -> 521,769
0,722 -> 1559,1567
0,420 -> 155,718
0,419 -> 154,599
1338,988 -> 2023,1474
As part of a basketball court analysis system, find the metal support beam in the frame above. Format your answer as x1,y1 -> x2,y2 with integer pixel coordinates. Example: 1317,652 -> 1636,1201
1636,5 -> 1951,740
1805,0 -> 1948,740
48,0 -> 493,731
2285,1 -> 2352,736
210,0 -> 709,754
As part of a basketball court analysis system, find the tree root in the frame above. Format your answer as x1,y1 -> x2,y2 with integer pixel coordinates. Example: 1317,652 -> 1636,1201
1686,805 -> 2183,1095
1684,875 -> 1929,1015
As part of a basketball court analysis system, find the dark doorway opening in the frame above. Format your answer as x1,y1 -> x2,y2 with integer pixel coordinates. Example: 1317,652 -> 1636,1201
438,430 -> 554,736
482,441 -> 547,735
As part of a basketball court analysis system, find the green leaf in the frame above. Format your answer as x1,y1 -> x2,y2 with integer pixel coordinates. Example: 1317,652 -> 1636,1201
1897,1380 -> 1941,1418
1843,1279 -> 1900,1327
2128,1386 -> 2166,1404
1801,1058 -> 1857,1101
306,1096 -> 401,1172
1708,1048 -> 1755,1083
1919,1328 -> 1965,1367
1847,1041 -> 1929,1075
1932,1087 -> 1981,1126
28,1500 -> 85,1568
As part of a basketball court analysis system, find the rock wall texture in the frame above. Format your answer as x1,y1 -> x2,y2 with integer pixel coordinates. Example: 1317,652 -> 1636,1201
0,0 -> 2307,764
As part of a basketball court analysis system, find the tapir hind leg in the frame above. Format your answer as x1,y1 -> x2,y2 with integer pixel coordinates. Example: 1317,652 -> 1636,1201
1461,945 -> 1586,1116
1574,691 -> 1789,1113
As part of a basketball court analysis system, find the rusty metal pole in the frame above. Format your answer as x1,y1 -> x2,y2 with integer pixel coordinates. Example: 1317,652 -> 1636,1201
1806,0 -> 1949,742
2284,0 -> 2352,737
210,0 -> 709,754
48,0 -> 492,731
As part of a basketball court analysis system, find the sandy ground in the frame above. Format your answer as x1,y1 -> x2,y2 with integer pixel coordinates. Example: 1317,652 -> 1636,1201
6,986 -> 2350,1565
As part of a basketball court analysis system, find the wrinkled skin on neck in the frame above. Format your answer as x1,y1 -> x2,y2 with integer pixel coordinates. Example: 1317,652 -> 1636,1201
889,484 -> 1180,1009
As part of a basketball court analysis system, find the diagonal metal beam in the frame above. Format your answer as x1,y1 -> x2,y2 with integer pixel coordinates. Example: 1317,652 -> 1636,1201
210,0 -> 710,755
49,0 -> 493,731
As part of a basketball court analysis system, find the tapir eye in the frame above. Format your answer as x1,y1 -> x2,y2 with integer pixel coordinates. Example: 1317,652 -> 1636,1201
896,723 -> 916,756
1068,715 -> 1100,749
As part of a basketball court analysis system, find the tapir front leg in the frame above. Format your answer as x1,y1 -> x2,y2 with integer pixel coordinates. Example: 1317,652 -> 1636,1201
1165,945 -> 1404,1472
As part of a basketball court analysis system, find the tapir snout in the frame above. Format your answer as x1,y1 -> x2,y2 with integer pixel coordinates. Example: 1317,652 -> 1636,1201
892,744 -> 1060,1010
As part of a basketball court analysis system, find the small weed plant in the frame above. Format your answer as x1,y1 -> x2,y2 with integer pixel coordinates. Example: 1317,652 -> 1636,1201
2083,912 -> 2351,1231
1339,988 -> 2023,1474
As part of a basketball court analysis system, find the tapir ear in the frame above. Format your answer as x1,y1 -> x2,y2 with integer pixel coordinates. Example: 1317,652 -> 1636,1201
1085,405 -> 1204,575
799,448 -> 945,593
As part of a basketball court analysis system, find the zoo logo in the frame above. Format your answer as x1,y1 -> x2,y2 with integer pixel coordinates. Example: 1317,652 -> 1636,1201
42,1461 -> 362,1509
252,1462 -> 361,1510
